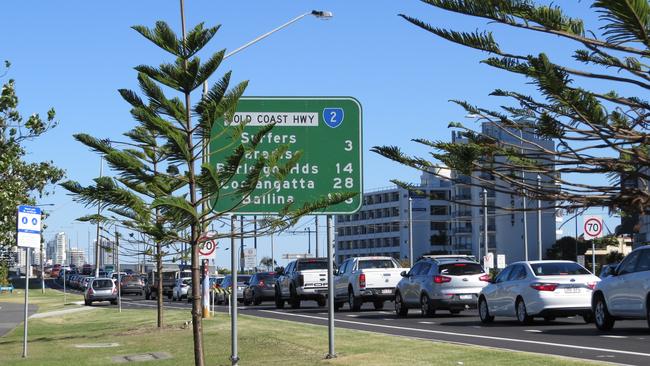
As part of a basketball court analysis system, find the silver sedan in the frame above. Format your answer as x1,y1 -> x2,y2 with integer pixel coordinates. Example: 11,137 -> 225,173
478,261 -> 600,324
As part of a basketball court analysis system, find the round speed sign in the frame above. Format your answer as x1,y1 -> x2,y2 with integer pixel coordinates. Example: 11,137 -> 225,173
199,240 -> 217,257
583,217 -> 603,238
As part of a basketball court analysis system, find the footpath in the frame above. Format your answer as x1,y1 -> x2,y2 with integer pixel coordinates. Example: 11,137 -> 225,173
0,302 -> 37,336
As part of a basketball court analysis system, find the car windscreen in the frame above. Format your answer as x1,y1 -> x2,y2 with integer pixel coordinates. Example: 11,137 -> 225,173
530,262 -> 590,276
237,276 -> 251,284
358,260 -> 397,270
162,272 -> 176,280
182,278 -> 192,285
221,276 -> 232,287
296,260 -> 328,271
439,263 -> 484,276
93,280 -> 113,289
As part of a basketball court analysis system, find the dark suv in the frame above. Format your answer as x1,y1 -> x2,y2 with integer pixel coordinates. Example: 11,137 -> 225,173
243,272 -> 276,305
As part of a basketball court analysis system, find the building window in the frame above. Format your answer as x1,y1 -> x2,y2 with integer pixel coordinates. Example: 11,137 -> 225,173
430,221 -> 447,230
430,206 -> 448,215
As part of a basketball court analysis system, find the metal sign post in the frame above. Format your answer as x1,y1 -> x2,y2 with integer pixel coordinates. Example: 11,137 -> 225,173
326,215 -> 336,359
583,215 -> 603,274
230,216 -> 239,366
17,204 -> 42,358
199,230 -> 217,319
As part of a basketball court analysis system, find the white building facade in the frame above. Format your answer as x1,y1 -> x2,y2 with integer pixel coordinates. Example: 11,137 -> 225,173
335,170 -> 452,264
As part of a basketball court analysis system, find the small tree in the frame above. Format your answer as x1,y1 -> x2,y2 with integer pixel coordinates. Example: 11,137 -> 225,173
62,5 -> 350,364
259,256 -> 276,271
0,61 -> 64,252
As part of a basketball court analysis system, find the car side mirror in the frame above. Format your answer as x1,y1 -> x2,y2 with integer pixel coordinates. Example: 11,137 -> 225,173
400,271 -> 409,278
276,267 -> 284,275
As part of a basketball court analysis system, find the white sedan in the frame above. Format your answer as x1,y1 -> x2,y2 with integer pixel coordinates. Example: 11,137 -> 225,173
478,261 -> 599,324
172,277 -> 192,301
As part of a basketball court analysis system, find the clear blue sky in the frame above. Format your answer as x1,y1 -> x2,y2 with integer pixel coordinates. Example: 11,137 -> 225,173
2,1 -> 624,267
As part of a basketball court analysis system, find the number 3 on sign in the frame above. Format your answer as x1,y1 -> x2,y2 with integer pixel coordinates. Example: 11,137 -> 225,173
344,140 -> 353,151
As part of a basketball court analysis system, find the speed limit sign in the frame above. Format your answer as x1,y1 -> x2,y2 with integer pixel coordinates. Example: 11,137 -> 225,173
199,239 -> 217,259
583,215 -> 603,239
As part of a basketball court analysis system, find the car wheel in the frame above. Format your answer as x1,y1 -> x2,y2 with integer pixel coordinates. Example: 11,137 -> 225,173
515,298 -> 532,325
334,302 -> 344,312
243,298 -> 251,306
317,297 -> 327,307
84,299 -> 91,306
274,288 -> 285,309
110,300 -> 117,305
478,297 -> 494,323
450,309 -> 461,315
544,316 -> 556,322
394,292 -> 408,317
348,290 -> 362,311
289,287 -> 301,309
594,295 -> 615,331
373,301 -> 384,311
420,294 -> 435,317
253,295 -> 262,306
145,292 -> 150,300
187,296 -> 192,304
582,313 -> 594,324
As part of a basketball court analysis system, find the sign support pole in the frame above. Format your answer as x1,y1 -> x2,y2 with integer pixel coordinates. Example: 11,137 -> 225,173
230,215 -> 239,366
315,216 -> 319,258
483,189 -> 488,266
22,248 -> 29,358
326,215 -> 336,359
408,198 -> 413,267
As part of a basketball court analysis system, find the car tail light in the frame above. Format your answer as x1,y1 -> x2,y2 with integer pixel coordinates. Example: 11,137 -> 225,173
259,280 -> 265,287
479,274 -> 491,282
587,282 -> 596,290
530,283 -> 558,291
298,275 -> 304,286
88,288 -> 94,295
359,273 -> 366,289
433,275 -> 452,284
112,287 -> 117,294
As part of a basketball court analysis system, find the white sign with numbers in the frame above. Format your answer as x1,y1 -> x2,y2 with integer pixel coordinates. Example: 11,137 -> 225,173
583,215 -> 604,239
17,205 -> 42,249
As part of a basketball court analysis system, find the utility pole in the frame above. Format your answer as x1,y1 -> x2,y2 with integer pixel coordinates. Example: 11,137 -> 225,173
240,216 -> 244,273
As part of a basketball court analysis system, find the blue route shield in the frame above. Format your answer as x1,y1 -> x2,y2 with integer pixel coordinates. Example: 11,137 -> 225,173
322,108 -> 344,128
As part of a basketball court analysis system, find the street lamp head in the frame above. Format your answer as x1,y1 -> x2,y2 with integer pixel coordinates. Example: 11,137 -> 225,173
311,10 -> 333,19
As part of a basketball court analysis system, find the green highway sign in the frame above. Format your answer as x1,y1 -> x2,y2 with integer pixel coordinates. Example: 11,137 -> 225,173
210,97 -> 363,214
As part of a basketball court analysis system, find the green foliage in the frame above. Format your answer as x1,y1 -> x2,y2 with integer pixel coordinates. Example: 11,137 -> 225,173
375,0 -> 650,215
0,63 -> 65,249
0,260 -> 9,286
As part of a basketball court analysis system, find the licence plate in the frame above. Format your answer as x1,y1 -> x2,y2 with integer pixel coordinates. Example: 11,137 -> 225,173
459,294 -> 473,300
564,288 -> 580,293
381,289 -> 392,294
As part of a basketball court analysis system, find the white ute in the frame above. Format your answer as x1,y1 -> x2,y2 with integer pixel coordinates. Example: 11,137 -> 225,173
335,256 -> 407,311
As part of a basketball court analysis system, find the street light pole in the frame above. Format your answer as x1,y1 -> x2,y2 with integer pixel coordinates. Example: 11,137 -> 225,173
483,188 -> 488,266
306,227 -> 311,255
94,156 -> 103,278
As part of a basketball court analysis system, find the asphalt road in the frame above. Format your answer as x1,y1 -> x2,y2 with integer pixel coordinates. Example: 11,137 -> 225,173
103,293 -> 650,366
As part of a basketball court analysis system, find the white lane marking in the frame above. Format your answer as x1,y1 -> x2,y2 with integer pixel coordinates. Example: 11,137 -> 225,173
260,310 -> 650,358
346,314 -> 360,317
383,318 -> 394,321
524,330 -> 542,333
600,335 -> 628,339
377,311 -> 391,315
419,321 -> 435,325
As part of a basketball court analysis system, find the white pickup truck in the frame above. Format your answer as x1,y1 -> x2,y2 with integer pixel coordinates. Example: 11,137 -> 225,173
334,256 -> 407,311
275,258 -> 329,309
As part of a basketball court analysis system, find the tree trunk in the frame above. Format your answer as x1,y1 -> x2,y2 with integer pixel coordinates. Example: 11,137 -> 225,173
156,241 -> 163,328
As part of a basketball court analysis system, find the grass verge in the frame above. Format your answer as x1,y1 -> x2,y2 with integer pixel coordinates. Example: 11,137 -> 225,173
0,292 -> 600,366
0,288 -> 83,313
